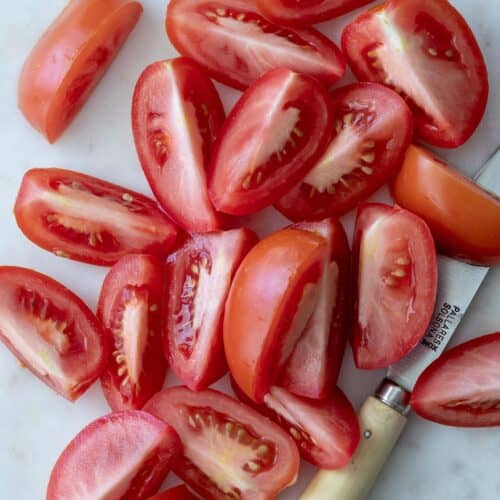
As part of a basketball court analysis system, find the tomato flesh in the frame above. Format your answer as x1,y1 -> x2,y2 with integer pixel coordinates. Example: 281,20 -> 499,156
147,485 -> 197,500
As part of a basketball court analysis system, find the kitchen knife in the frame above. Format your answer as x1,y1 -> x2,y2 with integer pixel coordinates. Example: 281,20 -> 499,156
301,148 -> 500,500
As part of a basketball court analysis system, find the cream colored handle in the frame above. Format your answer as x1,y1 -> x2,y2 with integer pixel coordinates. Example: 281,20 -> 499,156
300,396 -> 407,500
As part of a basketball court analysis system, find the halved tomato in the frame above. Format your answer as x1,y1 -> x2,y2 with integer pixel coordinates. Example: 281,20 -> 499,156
224,228 -> 327,402
145,387 -> 300,499
341,0 -> 488,147
98,254 -> 167,411
0,267 -> 108,400
391,145 -> 500,265
132,58 -> 225,233
19,0 -> 143,143
166,0 -> 345,91
147,485 -> 197,500
47,410 -> 181,499
14,168 -> 178,266
164,228 -> 257,390
279,219 -> 350,399
275,83 -> 413,221
352,204 -> 437,369
209,68 -> 334,216
411,332 -> 500,427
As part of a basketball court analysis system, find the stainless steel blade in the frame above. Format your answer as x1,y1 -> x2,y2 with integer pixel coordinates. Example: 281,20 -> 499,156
388,148 -> 500,391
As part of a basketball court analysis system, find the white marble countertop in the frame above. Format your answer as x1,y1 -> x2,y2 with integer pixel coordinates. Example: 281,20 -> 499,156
0,1 -> 499,499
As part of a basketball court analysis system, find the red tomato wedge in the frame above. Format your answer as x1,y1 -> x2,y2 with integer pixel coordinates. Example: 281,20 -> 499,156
341,0 -> 488,148
145,387 -> 300,499
224,228 -> 327,402
148,485 -> 198,500
279,219 -> 350,399
14,168 -> 178,266
166,0 -> 345,90
132,58 -> 225,233
352,204 -> 437,369
98,255 -> 167,411
275,83 -> 413,221
47,410 -> 181,499
392,145 -> 500,266
0,266 -> 107,401
209,68 -> 334,216
164,228 -> 257,390
18,0 -> 142,143
411,332 -> 500,427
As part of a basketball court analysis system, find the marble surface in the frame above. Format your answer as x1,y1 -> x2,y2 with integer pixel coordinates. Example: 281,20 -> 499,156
0,1 -> 499,499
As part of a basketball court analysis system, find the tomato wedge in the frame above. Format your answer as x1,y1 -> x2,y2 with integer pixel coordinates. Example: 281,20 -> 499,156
19,0 -> 143,143
164,228 -> 257,390
47,410 -> 181,499
14,168 -> 178,266
279,219 -> 350,399
392,145 -> 500,266
209,68 -> 334,216
224,228 -> 327,402
341,0 -> 488,147
132,58 -> 225,233
166,0 -> 345,90
411,332 -> 500,427
0,266 -> 107,401
98,255 -> 167,411
145,387 -> 300,499
147,485 -> 197,500
352,204 -> 437,369
275,83 -> 413,221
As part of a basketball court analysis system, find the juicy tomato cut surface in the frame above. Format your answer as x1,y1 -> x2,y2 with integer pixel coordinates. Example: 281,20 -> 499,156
276,83 -> 413,221
209,68 -> 334,216
166,0 -> 345,90
14,168 -> 178,266
341,0 -> 488,147
0,266 -> 108,400
18,0 -> 143,143
411,332 -> 500,427
132,58 -> 225,232
164,228 -> 258,390
391,145 -> 500,265
352,204 -> 437,369
147,484 -> 198,500
47,410 -> 181,500
145,387 -> 300,500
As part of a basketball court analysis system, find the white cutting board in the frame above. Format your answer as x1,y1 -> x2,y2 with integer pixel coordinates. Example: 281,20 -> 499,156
0,1 -> 499,498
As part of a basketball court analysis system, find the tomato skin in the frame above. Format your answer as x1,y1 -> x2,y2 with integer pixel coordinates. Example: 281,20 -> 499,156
18,0 -> 143,143
14,168 -> 178,266
132,58 -> 225,233
391,145 -> 500,266
411,332 -> 500,427
166,0 -> 345,91
47,410 -> 181,500
147,485 -> 197,500
0,266 -> 108,401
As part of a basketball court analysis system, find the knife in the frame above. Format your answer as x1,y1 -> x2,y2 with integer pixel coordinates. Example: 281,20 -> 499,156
300,148 -> 500,500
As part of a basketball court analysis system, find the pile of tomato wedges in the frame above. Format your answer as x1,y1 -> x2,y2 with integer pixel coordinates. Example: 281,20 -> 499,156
4,0 -> 500,498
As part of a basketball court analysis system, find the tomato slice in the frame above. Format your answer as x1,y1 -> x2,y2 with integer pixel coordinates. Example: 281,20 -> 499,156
341,0 -> 488,148
391,145 -> 500,266
98,254 -> 167,411
132,58 -> 225,233
164,228 -> 257,390
275,83 -> 413,221
18,0 -> 142,143
0,266 -> 108,400
147,485 -> 197,500
411,332 -> 500,427
224,228 -> 327,402
166,0 -> 345,90
279,219 -> 350,399
47,410 -> 181,499
209,68 -> 334,216
352,204 -> 437,369
145,387 -> 300,499
14,168 -> 178,266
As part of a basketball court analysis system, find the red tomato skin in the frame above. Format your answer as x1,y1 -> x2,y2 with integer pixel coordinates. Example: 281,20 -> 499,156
147,485 -> 198,500
19,0 -> 143,143
132,58 -> 225,233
